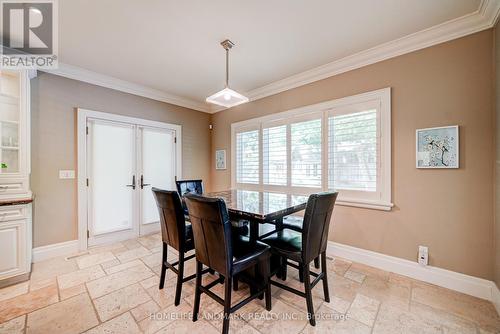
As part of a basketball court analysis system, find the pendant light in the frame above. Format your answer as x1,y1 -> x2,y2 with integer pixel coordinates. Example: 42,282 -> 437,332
206,39 -> 249,108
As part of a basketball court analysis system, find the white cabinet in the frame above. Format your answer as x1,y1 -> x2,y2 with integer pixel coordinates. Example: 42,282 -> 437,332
0,70 -> 32,284
0,205 -> 31,280
0,70 -> 31,200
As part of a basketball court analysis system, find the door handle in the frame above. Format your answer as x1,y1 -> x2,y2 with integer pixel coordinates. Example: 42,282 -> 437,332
126,175 -> 136,189
140,175 -> 150,189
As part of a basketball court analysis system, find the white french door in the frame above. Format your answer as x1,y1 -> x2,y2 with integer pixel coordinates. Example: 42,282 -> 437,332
87,119 -> 137,245
83,112 -> 180,247
138,126 -> 176,235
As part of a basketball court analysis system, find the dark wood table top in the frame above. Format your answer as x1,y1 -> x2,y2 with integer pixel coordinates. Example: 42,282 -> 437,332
205,189 -> 308,222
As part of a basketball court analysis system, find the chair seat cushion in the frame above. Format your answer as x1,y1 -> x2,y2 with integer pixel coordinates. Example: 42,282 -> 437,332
282,215 -> 303,232
232,236 -> 270,274
260,229 -> 302,262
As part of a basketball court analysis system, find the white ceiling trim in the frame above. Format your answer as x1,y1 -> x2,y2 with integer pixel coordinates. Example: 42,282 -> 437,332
42,0 -> 499,115
210,0 -> 500,113
44,63 -> 210,112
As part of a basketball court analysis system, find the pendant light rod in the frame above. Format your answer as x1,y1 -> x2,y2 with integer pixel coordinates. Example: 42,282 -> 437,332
226,48 -> 229,87
221,39 -> 234,88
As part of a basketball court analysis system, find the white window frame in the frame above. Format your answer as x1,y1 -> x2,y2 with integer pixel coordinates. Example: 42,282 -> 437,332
231,87 -> 392,211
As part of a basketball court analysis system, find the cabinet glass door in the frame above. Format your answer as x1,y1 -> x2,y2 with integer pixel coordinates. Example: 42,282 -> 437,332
0,71 -> 20,174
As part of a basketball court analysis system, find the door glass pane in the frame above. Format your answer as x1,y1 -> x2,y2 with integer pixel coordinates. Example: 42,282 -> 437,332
142,128 -> 174,225
0,71 -> 20,174
90,121 -> 135,235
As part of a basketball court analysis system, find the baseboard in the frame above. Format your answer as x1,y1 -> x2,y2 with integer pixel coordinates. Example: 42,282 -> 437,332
0,272 -> 30,289
327,241 -> 495,303
492,282 -> 500,316
32,240 -> 80,263
29,239 -> 498,309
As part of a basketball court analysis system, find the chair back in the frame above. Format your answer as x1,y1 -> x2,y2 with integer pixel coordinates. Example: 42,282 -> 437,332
152,188 -> 188,251
176,179 -> 203,197
184,195 -> 232,276
301,192 -> 338,263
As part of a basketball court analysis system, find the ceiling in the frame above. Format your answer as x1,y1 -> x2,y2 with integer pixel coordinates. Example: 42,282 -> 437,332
57,0 -> 484,111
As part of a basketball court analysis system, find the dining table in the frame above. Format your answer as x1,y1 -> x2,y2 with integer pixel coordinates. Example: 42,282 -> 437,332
204,189 -> 309,242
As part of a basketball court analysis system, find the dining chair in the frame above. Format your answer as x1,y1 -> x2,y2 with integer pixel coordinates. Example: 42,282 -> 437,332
260,191 -> 338,326
184,194 -> 272,334
152,188 -> 210,306
175,179 -> 204,221
176,179 -> 250,240
282,215 -> 321,271
176,179 -> 203,196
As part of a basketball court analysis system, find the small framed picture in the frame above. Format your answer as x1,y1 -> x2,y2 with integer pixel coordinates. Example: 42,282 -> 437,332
215,149 -> 226,170
416,125 -> 459,168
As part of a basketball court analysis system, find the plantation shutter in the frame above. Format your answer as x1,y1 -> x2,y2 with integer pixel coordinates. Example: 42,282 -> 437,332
328,108 -> 378,192
263,124 -> 287,186
236,129 -> 260,184
290,118 -> 322,188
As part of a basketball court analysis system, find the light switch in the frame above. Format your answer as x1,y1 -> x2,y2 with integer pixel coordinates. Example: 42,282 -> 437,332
59,170 -> 75,179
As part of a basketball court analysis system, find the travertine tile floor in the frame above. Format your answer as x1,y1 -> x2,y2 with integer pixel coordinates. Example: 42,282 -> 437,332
0,232 -> 498,334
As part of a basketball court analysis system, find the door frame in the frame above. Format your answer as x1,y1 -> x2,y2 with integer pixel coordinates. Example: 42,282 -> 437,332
77,108 -> 182,251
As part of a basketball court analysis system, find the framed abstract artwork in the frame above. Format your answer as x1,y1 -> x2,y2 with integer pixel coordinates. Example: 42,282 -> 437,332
215,149 -> 226,170
416,125 -> 459,168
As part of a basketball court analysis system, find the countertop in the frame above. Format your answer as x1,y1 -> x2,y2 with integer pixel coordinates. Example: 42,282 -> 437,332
0,198 -> 33,206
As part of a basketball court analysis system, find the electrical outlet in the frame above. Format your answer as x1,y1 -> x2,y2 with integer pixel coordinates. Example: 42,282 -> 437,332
418,246 -> 428,266
59,170 -> 75,179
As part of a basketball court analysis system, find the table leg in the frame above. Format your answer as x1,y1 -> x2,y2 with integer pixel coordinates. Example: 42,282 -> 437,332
244,256 -> 271,300
275,217 -> 283,230
249,219 -> 259,243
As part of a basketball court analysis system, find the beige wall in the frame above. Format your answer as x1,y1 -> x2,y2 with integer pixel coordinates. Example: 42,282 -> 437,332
210,30 -> 495,279
31,73 -> 211,247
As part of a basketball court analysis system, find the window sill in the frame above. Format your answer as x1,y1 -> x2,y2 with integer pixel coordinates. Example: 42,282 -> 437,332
335,199 -> 394,211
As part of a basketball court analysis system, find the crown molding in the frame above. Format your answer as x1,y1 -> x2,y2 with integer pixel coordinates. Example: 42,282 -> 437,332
41,1 -> 499,115
211,0 -> 500,112
43,63 -> 211,113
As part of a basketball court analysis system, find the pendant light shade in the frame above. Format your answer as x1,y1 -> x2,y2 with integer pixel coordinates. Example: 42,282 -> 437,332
206,87 -> 248,108
206,39 -> 249,108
